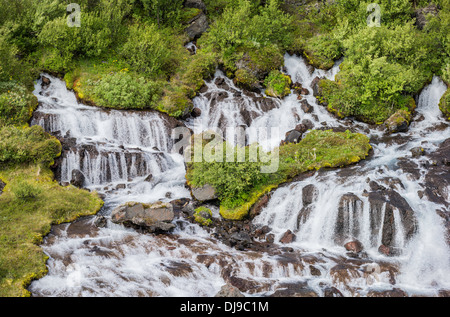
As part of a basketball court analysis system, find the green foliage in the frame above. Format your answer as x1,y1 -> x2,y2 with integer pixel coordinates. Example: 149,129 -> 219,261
91,71 -> 161,110
319,22 -> 438,123
264,70 -> 292,98
0,125 -> 61,166
10,180 -> 42,201
0,82 -> 38,126
187,141 -> 270,210
440,88 -> 450,120
194,207 -> 213,226
187,130 -> 372,219
201,0 -> 293,74
140,0 -> 184,27
120,23 -> 182,78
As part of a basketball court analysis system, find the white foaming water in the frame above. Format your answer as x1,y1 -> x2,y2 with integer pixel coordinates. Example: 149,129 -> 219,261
186,54 -> 344,151
31,74 -> 190,205
29,56 -> 450,297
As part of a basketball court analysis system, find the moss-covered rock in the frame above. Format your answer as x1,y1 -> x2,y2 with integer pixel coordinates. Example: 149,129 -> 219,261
264,70 -> 292,99
233,46 -> 284,91
194,206 -> 213,226
439,88 -> 450,120
385,110 -> 412,134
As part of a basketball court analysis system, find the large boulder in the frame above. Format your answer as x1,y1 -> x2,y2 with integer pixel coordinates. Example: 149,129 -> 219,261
70,169 -> 85,188
184,0 -> 207,12
334,193 -> 364,244
385,110 -> 411,134
191,184 -> 218,202
215,283 -> 245,297
368,190 -> 417,250
185,13 -> 209,41
111,202 -> 176,233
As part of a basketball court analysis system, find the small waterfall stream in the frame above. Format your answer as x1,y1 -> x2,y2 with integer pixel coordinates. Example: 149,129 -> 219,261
28,54 -> 450,297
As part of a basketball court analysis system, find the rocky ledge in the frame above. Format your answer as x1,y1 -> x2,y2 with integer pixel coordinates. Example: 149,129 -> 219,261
111,201 -> 176,233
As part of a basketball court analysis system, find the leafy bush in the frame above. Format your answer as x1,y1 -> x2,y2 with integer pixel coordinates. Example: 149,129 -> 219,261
194,207 -> 213,226
440,89 -> 450,120
0,125 -> 61,166
264,70 -> 292,98
120,23 -> 185,78
319,23 -> 435,123
91,71 -> 161,109
186,130 -> 372,219
0,82 -> 38,126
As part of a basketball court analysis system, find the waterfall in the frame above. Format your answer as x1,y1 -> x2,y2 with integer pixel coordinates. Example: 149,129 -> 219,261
29,55 -> 450,297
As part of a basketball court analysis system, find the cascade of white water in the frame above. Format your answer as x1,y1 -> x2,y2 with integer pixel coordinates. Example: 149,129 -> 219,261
32,74 -> 189,203
29,55 -> 450,297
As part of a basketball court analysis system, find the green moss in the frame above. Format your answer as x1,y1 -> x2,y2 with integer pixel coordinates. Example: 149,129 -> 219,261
194,207 -> 213,226
187,130 -> 372,220
234,68 -> 260,90
0,165 -> 104,297
264,70 -> 292,99
0,125 -> 62,167
439,88 -> 450,120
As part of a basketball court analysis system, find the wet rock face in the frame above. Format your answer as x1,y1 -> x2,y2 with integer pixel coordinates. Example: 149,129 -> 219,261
191,184 -> 218,202
423,138 -> 450,240
415,4 -> 439,30
111,202 -> 176,233
184,0 -> 207,12
423,138 -> 450,207
185,13 -> 209,41
70,169 -> 85,188
215,283 -> 245,297
368,190 -> 417,249
0,179 -> 5,196
334,193 -> 364,244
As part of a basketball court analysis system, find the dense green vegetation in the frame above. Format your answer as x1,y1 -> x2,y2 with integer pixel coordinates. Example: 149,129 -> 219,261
186,130 -> 372,220
300,0 -> 450,123
1,0 -> 448,121
0,0 -> 449,297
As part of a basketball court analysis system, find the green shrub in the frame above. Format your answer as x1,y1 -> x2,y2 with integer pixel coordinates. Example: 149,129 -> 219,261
120,23 -> 185,78
264,70 -> 292,99
91,71 -> 161,110
187,130 -> 372,220
11,181 -> 42,201
0,82 -> 38,126
440,89 -> 450,120
0,125 -> 61,166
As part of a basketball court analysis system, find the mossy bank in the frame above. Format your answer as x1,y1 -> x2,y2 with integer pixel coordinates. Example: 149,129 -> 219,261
186,129 -> 372,220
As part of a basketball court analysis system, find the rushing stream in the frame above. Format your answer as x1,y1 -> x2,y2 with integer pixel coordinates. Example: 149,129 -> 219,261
28,54 -> 450,297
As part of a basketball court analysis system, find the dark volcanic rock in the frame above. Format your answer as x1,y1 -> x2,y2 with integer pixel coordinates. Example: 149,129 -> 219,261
185,13 -> 209,41
300,99 -> 313,113
344,240 -> 364,253
111,202 -> 176,233
184,0 -> 207,12
280,230 -> 296,244
215,283 -> 245,297
284,130 -> 303,144
0,179 -> 5,196
368,190 -> 417,249
70,169 -> 85,188
334,193 -> 364,244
